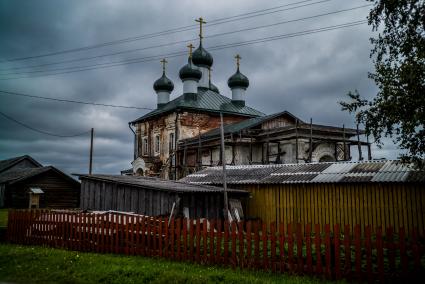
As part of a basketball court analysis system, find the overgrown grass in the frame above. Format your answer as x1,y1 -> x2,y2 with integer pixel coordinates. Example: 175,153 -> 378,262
0,209 -> 8,227
0,244 -> 336,284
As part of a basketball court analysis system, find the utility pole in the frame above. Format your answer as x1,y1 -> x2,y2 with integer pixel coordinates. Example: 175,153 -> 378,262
220,113 -> 229,220
89,128 -> 94,174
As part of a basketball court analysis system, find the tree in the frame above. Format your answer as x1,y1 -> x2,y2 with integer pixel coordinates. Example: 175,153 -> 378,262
340,0 -> 425,168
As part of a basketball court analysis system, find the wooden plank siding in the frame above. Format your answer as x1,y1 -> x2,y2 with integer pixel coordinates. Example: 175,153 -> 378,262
79,179 -> 240,219
234,183 -> 425,233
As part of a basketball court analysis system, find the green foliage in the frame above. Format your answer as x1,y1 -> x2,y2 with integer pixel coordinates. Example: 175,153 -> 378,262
340,0 -> 425,168
0,244 -> 332,284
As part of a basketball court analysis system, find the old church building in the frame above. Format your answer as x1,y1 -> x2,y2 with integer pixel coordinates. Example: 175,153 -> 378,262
129,18 -> 370,179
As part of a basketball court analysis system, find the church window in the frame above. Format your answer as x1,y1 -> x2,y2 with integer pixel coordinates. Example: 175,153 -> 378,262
169,133 -> 175,153
142,138 -> 148,155
154,135 -> 160,154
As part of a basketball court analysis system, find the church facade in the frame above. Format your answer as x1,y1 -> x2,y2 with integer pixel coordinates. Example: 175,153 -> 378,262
129,19 -> 370,179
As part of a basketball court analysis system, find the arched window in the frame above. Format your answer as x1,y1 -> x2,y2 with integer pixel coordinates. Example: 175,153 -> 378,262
319,155 -> 335,162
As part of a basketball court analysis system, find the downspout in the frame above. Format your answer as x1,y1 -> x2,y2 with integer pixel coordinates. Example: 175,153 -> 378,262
128,123 -> 137,161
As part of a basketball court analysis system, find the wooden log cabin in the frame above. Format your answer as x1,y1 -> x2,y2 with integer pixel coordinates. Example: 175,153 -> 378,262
0,164 -> 80,209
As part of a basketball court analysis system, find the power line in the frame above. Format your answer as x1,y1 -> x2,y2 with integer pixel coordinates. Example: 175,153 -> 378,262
0,4 -> 371,73
0,0 -> 332,62
0,90 -> 154,110
0,20 -> 367,80
0,110 -> 91,138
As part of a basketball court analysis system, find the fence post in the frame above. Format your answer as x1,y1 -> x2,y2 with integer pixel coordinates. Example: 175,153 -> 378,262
246,221 -> 252,269
262,222 -> 268,270
209,219 -> 216,265
253,221 -> 260,269
224,220 -> 229,266
189,218 -> 194,261
182,218 -> 187,260
296,223 -> 304,274
288,223 -> 294,273
354,224 -> 362,281
411,228 -> 421,273
203,219 -> 208,263
344,224 -> 351,279
324,224 -> 332,279
163,218 -> 169,258
386,227 -> 395,273
279,222 -> 285,273
238,221 -> 244,269
305,224 -> 312,274
270,222 -> 276,272
314,224 -> 322,276
196,218 -> 201,263
216,219 -> 222,264
399,227 -> 408,277
231,221 -> 237,268
365,225 -> 373,283
376,226 -> 384,282
176,218 -> 181,260
334,224 -> 341,280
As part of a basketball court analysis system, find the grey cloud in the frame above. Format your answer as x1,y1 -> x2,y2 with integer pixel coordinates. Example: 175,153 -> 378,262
0,0 -> 399,175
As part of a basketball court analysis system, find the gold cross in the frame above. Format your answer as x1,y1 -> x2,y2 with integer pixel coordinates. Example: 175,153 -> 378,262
195,17 -> 207,40
160,58 -> 167,73
187,43 -> 194,57
235,54 -> 241,69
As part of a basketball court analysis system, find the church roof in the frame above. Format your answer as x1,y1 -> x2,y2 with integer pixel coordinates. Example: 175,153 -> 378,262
131,88 -> 264,124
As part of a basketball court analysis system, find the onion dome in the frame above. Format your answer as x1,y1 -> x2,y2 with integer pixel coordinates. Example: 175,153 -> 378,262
179,57 -> 202,81
153,73 -> 174,92
192,43 -> 213,68
228,68 -> 249,89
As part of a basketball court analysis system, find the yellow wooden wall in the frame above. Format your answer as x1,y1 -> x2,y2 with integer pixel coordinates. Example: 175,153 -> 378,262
235,183 -> 425,233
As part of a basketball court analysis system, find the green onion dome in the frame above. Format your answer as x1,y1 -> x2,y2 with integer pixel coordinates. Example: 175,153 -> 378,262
179,58 -> 202,81
153,73 -> 174,92
227,68 -> 249,89
192,43 -> 213,68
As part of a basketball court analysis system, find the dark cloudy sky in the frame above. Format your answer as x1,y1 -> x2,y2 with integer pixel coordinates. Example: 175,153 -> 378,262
0,0 -> 400,175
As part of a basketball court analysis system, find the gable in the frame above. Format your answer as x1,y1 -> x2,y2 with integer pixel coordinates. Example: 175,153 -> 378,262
0,155 -> 42,174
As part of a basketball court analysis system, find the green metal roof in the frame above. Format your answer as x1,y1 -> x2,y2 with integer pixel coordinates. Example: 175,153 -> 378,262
131,88 -> 264,124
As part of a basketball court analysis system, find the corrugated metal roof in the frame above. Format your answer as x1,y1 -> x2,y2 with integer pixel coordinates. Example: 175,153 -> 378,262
181,160 -> 425,185
130,88 -> 264,124
75,174 -> 248,194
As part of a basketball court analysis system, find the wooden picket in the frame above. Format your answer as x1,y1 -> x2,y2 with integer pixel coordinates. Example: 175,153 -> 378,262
6,209 -> 425,282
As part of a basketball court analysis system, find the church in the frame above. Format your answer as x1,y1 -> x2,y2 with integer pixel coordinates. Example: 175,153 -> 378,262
128,18 -> 370,179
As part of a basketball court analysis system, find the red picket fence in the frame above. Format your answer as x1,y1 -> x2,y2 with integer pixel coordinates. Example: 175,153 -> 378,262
6,209 -> 425,281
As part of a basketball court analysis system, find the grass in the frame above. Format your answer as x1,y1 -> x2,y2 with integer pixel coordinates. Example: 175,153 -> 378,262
0,209 -> 8,227
0,244 -> 336,284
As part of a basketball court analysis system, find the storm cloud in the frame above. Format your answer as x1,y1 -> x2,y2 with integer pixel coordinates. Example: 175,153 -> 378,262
0,0 -> 398,174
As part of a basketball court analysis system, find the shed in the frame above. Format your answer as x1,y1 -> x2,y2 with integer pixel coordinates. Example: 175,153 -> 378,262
182,160 -> 425,232
76,174 -> 249,219
0,166 -> 80,208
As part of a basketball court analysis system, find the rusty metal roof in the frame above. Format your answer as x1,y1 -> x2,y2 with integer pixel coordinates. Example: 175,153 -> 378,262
181,160 -> 425,185
75,174 -> 248,194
